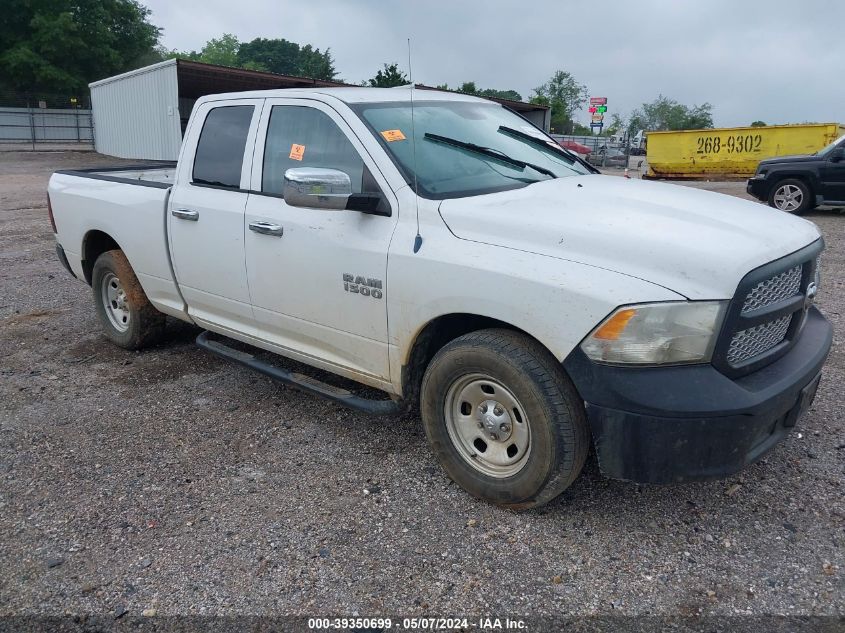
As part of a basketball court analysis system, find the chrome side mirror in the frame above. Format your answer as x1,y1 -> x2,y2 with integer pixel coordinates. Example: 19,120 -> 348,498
283,167 -> 352,210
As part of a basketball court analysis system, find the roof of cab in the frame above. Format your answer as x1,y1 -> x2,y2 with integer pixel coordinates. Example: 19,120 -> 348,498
196,86 -> 489,106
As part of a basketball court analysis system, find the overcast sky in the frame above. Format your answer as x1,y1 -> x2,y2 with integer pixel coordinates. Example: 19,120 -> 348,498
144,0 -> 843,128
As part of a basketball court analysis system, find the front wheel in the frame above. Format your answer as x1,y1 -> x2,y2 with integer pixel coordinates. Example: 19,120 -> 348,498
420,329 -> 589,509
768,178 -> 813,214
91,250 -> 165,349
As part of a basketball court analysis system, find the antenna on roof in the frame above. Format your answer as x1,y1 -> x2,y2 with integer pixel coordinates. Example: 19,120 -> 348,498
408,38 -> 422,254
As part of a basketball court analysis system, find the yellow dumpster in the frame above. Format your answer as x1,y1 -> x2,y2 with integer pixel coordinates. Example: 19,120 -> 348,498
645,123 -> 845,180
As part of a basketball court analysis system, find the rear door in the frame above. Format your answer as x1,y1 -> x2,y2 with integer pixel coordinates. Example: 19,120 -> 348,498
168,99 -> 262,333
243,99 -> 398,383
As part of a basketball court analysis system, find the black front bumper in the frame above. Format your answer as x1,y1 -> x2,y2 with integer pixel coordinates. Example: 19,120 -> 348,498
563,307 -> 832,483
746,177 -> 767,200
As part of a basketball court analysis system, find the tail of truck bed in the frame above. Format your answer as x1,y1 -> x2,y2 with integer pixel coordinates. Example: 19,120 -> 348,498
48,163 -> 187,320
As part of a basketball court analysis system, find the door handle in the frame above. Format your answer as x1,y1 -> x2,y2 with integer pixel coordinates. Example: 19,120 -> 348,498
172,208 -> 199,221
249,221 -> 284,237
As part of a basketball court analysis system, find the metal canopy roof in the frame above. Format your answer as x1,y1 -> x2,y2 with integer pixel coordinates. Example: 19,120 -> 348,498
414,83 -> 548,115
174,59 -> 344,99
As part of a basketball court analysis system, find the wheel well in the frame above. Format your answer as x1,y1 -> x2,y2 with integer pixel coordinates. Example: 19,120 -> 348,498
401,314 -> 532,406
767,173 -> 813,198
81,230 -> 120,285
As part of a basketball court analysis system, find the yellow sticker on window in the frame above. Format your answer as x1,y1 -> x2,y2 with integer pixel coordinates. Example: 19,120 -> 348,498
380,129 -> 406,142
289,143 -> 305,160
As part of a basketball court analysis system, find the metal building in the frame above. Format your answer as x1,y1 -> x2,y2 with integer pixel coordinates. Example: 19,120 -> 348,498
89,60 -> 179,159
89,59 -> 551,160
89,59 -> 342,160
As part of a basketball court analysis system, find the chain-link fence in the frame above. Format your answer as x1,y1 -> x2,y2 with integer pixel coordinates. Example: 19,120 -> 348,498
551,133 -> 648,172
0,89 -> 93,149
550,134 -> 613,154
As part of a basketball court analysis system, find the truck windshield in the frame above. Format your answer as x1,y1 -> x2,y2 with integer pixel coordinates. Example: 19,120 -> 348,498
352,100 -> 593,199
817,133 -> 845,156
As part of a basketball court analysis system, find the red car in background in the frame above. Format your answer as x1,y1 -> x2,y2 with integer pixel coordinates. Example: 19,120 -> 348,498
558,140 -> 592,155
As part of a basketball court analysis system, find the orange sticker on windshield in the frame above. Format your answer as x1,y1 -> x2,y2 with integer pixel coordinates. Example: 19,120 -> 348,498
289,143 -> 305,160
380,129 -> 406,142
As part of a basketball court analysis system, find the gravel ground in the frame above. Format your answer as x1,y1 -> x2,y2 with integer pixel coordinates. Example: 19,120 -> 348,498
0,152 -> 843,624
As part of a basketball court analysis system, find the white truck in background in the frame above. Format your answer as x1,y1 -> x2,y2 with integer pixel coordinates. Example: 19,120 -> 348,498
630,129 -> 646,155
608,130 -> 646,155
48,88 -> 831,508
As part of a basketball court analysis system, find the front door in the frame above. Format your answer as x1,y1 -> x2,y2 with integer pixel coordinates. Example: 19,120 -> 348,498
244,99 -> 398,383
168,99 -> 262,333
819,144 -> 845,202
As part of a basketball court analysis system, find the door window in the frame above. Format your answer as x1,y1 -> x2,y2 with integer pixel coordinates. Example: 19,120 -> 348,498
193,105 -> 255,188
262,106 -> 368,194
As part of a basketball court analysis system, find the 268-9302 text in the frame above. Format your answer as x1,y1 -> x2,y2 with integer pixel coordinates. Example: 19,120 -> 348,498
696,133 -> 763,155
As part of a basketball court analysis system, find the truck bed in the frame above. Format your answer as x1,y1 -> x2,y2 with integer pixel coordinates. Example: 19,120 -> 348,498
54,163 -> 177,188
49,163 -> 186,320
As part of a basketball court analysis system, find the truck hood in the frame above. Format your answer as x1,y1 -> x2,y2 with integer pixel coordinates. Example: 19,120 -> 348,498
438,175 -> 821,300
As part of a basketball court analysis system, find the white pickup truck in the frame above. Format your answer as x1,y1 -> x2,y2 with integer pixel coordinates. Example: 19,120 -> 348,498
48,88 -> 832,508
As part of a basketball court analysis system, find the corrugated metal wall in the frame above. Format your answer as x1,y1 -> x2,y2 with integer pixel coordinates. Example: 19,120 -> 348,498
90,60 -> 182,160
520,109 -> 550,132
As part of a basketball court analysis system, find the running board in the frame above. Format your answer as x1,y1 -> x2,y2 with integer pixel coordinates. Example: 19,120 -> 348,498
195,331 -> 404,416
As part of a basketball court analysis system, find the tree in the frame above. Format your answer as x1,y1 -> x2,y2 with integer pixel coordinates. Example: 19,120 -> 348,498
234,37 -> 299,74
368,63 -> 408,88
627,95 -> 713,132
480,88 -> 522,102
297,44 -> 336,80
236,38 -> 336,79
168,35 -> 338,79
750,120 -> 767,127
605,113 -> 626,136
189,34 -> 240,67
453,82 -> 522,102
684,103 -> 714,129
0,0 -> 161,93
530,70 -> 588,134
458,81 -> 479,95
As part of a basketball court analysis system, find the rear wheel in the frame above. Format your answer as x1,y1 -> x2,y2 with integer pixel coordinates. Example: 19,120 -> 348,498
768,178 -> 813,214
91,250 -> 164,349
420,329 -> 589,509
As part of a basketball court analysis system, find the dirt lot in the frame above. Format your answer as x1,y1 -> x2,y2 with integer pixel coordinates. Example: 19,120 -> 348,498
1,151 -> 843,623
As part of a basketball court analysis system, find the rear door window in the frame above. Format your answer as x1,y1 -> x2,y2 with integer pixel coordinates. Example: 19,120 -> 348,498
193,105 -> 255,188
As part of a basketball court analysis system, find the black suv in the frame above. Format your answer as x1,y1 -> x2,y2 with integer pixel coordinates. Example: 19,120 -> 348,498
747,134 -> 845,214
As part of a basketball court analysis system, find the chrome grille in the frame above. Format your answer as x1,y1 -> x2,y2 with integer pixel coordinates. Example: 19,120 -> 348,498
727,314 -> 793,365
742,265 -> 802,313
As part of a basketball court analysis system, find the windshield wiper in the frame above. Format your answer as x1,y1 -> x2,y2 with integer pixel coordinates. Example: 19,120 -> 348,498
497,125 -> 577,161
497,125 -> 598,173
423,132 -> 557,179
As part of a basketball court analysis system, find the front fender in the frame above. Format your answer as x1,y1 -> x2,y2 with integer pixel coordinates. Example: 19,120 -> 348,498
386,228 -> 684,392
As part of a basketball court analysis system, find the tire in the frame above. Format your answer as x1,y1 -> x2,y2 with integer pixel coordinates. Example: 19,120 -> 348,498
420,329 -> 589,509
91,249 -> 165,349
768,178 -> 814,214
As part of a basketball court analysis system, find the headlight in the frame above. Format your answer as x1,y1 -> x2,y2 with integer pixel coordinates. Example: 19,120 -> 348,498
580,301 -> 727,365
